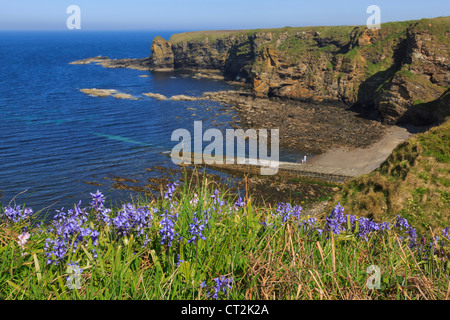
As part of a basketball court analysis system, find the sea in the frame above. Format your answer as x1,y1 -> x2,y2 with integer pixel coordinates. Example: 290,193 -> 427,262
0,30 -> 303,217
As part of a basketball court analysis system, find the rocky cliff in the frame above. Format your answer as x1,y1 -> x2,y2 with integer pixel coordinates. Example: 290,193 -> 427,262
148,17 -> 450,125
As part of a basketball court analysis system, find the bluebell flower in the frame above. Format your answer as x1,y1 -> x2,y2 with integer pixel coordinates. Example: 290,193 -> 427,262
299,217 -> 317,232
90,190 -> 106,211
442,226 -> 450,241
203,209 -> 212,229
175,254 -> 184,267
211,189 -> 227,212
395,215 -> 417,247
164,181 -> 179,201
210,276 -> 233,300
111,203 -> 153,239
159,209 -> 178,247
233,197 -> 245,210
1,206 -> 33,224
187,215 -> 206,244
44,201 -> 99,266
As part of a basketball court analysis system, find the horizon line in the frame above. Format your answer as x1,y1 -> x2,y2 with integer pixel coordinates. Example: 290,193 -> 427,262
0,15 -> 447,32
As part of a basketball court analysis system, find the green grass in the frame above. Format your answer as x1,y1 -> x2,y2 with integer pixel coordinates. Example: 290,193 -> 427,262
167,17 -> 423,45
334,119 -> 450,235
1,170 -> 450,300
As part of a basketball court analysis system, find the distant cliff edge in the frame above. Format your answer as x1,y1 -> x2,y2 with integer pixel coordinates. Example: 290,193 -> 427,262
148,17 -> 450,125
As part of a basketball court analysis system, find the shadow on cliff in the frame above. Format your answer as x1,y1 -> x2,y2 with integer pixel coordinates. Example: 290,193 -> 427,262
351,38 -> 409,121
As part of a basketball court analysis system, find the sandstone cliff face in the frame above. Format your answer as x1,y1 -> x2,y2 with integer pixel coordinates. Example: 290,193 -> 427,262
149,36 -> 174,71
148,18 -> 450,124
375,20 -> 449,123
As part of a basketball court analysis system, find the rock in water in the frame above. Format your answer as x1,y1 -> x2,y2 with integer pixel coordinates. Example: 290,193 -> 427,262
80,88 -> 117,97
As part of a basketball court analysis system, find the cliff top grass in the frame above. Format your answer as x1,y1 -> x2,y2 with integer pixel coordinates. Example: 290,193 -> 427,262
169,25 -> 363,44
168,16 -> 449,45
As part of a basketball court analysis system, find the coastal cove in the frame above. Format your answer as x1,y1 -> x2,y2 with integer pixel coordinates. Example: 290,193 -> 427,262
1,17 -> 447,217
2,6 -> 450,301
0,31 -> 312,214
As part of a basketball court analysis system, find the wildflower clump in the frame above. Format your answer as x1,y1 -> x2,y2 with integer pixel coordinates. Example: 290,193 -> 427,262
2,178 -> 450,300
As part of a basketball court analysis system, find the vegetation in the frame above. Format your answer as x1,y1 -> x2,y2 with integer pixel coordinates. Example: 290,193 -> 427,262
2,17 -> 449,300
334,119 -> 450,236
2,166 -> 450,300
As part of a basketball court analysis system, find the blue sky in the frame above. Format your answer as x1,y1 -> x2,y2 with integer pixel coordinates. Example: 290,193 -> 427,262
0,0 -> 448,31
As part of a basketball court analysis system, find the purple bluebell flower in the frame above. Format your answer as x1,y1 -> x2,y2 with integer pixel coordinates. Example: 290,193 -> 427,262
379,221 -> 391,232
111,203 -> 153,239
96,207 -> 112,225
159,209 -> 178,247
142,234 -> 151,247
175,254 -> 184,267
442,226 -> 450,241
211,189 -> 226,212
233,197 -> 245,210
90,190 -> 106,211
210,189 -> 220,202
187,215 -> 206,244
45,238 -> 68,266
325,203 -> 352,235
292,205 -> 302,220
300,217 -> 317,232
209,276 -> 233,300
164,181 -> 179,201
203,209 -> 211,229
44,201 -> 100,266
357,217 -> 380,240
395,215 -> 417,248
325,216 -> 342,235
260,218 -> 272,229
1,206 -> 33,224
277,203 -> 293,224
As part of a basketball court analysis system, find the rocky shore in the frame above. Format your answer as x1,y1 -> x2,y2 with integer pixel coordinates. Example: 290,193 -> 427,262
70,56 -> 150,71
201,90 -> 387,154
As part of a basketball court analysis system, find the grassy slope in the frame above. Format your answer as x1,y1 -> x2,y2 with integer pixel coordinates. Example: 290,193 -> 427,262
2,173 -> 450,300
333,118 -> 450,236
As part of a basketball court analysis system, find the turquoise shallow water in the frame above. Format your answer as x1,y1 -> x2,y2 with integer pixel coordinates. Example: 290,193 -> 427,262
0,30 -> 303,215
